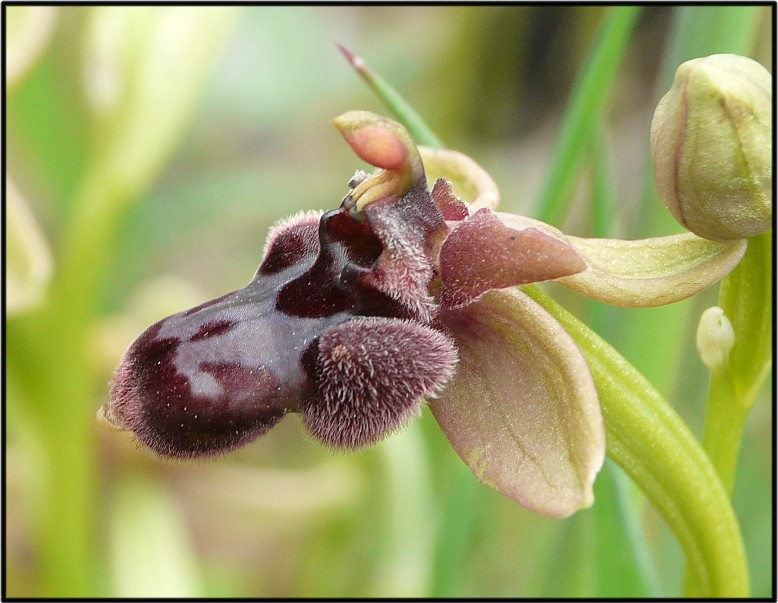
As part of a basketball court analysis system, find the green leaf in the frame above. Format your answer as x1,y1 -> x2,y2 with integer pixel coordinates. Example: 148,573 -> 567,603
590,126 -> 617,239
589,461 -> 659,597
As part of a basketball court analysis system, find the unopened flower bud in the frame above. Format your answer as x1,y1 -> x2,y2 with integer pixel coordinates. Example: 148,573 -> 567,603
651,54 -> 772,241
696,306 -> 735,372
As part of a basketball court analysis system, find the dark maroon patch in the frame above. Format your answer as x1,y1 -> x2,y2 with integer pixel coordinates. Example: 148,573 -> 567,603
323,207 -> 383,266
191,320 -> 233,341
109,321 -> 291,458
259,215 -> 320,275
276,207 -> 391,319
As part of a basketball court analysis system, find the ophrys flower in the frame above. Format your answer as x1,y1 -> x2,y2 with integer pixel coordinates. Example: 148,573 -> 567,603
101,111 -> 746,517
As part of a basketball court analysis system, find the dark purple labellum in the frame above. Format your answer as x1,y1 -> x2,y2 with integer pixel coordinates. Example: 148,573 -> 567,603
108,278 -> 342,458
110,320 -> 288,458
105,176 -> 459,458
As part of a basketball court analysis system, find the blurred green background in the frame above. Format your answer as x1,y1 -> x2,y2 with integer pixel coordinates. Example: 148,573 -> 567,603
6,5 -> 772,597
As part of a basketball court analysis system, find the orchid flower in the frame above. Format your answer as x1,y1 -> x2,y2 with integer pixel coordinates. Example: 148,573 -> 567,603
101,111 -> 747,518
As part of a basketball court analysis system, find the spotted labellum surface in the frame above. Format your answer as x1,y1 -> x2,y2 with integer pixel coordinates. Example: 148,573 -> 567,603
103,111 -> 746,517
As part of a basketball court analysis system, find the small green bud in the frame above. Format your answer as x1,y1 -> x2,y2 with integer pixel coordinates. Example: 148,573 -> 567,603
651,54 -> 772,241
696,306 -> 735,372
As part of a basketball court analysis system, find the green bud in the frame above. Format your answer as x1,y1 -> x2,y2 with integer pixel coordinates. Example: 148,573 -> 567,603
696,306 -> 735,372
651,54 -> 772,241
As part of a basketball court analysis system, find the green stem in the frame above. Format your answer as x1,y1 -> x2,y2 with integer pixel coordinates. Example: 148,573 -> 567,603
718,232 -> 773,407
700,371 -> 745,495
701,231 -> 772,495
684,232 -> 771,598
8,300 -> 99,597
535,6 -> 640,226
6,166 -> 129,597
524,284 -> 749,597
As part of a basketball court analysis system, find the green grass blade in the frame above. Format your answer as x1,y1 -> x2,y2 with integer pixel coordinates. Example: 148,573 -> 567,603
535,6 -> 640,226
590,125 -> 617,239
338,45 -> 444,149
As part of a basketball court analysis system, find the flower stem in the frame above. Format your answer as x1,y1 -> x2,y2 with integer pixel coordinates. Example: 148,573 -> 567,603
699,371 -> 746,495
701,232 -> 772,486
524,284 -> 749,597
681,233 -> 771,597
